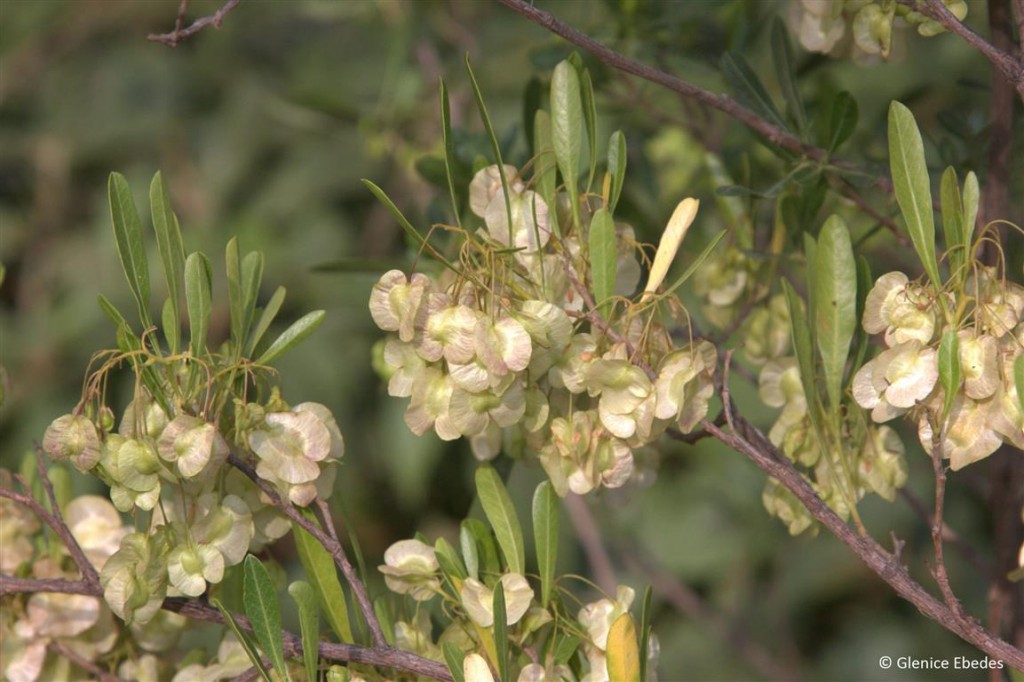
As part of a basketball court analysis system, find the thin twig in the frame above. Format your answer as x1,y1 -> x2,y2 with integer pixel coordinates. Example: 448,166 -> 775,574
148,0 -> 242,47
700,415 -> 1024,670
227,452 -> 387,647
927,421 -> 971,627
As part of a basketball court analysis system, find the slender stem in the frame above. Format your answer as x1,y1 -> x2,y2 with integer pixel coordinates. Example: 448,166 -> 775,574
48,641 -> 125,682
227,453 -> 387,647
927,422 -> 970,626
148,0 -> 242,47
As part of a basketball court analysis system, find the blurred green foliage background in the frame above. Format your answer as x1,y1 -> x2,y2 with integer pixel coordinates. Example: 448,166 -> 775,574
1,1 -> 1020,679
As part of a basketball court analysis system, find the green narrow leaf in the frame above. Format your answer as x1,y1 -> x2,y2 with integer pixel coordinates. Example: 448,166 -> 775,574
783,279 -> 818,412
553,634 -> 580,665
638,586 -> 653,682
184,252 -> 212,355
720,52 -> 787,132
257,310 -> 326,365
362,179 -> 466,280
849,256 -> 873,379
803,232 -> 818,341
589,208 -> 617,317
373,597 -> 395,647
435,536 -> 468,585
293,512 -> 354,644
443,643 -> 467,682
226,237 -> 244,352
460,522 -> 481,581
243,555 -> 290,682
288,581 -> 320,682
475,466 -> 525,575
888,101 -> 941,288
523,76 -> 543,157
493,582 -> 508,682
580,67 -> 598,193
551,60 -> 583,230
211,598 -> 272,682
465,56 -> 515,247
108,172 -> 151,328
149,171 -> 185,352
532,482 -> 558,607
940,167 -> 965,283
98,294 -> 129,330
815,215 -> 857,409
462,518 -> 500,579
1014,355 -> 1024,414
606,614 -> 640,682
607,130 -> 627,214
534,110 -> 558,233
826,92 -> 858,154
938,330 -> 961,420
661,230 -> 727,299
161,297 -> 178,354
771,17 -> 806,133
440,79 -> 462,227
241,251 -> 264,349
247,286 -> 286,357
961,170 -> 979,258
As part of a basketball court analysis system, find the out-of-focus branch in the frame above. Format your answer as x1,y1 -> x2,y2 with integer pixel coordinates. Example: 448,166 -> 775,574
148,0 -> 242,47
622,546 -> 800,682
564,494 -> 618,594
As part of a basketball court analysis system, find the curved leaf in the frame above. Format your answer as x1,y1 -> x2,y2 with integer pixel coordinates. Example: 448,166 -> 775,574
607,130 -> 627,214
826,92 -> 858,154
257,310 -> 326,365
606,613 -> 640,682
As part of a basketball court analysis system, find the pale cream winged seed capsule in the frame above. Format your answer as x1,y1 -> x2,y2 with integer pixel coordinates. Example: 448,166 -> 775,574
643,198 -> 699,299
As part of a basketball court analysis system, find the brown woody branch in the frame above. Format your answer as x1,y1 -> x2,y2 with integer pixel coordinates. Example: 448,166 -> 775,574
0,574 -> 451,680
701,414 -> 1024,671
148,0 -> 242,47
909,0 -> 1024,102
495,0 -> 895,197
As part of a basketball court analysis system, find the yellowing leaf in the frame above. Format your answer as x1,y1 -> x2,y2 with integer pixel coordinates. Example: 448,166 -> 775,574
606,613 -> 640,682
644,198 -> 699,297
